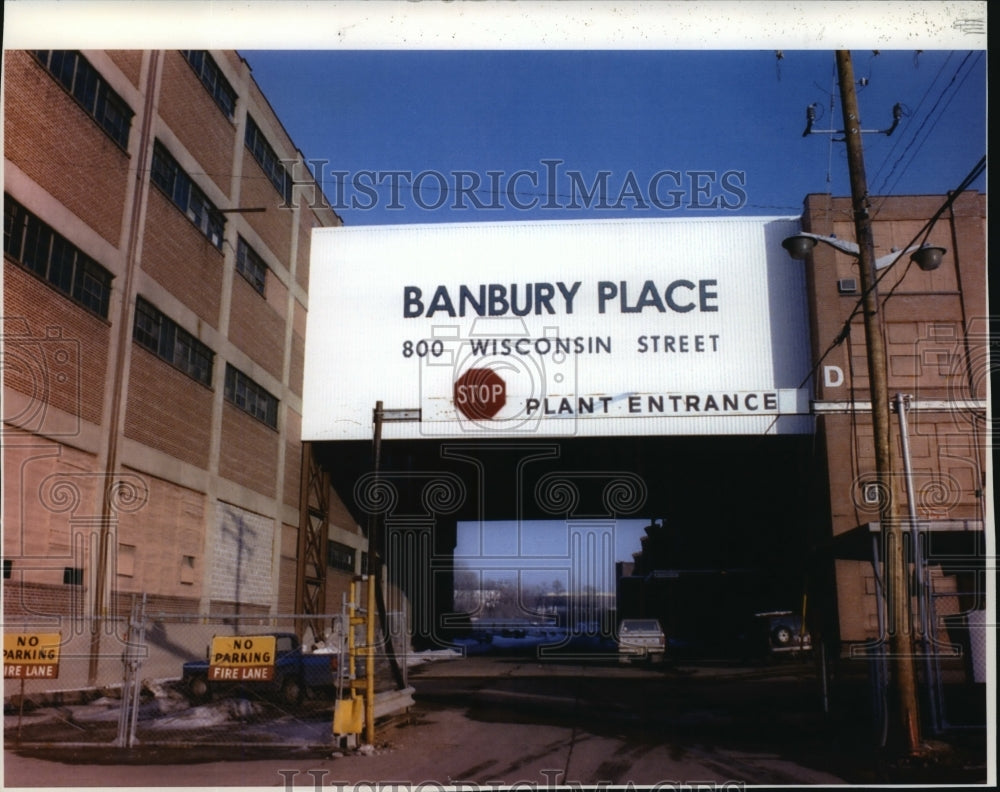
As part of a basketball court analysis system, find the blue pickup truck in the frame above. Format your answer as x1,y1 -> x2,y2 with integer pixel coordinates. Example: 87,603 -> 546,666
181,632 -> 342,705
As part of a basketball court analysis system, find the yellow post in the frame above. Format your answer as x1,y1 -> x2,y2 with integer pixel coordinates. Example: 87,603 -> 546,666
334,578 -> 365,738
365,570 -> 376,744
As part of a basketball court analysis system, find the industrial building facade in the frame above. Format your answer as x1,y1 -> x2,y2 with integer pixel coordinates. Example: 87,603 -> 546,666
2,49 -> 361,629
3,48 -> 988,691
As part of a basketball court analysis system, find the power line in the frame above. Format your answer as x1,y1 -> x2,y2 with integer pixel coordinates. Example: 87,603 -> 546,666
871,52 -> 980,202
867,51 -> 955,193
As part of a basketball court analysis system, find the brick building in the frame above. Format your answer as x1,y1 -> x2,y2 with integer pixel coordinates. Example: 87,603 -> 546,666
3,50 -> 361,629
618,192 -> 987,674
799,192 -> 987,654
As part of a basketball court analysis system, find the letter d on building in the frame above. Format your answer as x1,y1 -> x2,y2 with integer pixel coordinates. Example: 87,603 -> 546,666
823,365 -> 844,388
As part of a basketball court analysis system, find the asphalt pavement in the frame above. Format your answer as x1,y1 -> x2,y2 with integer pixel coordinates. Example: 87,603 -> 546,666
3,654 -> 990,787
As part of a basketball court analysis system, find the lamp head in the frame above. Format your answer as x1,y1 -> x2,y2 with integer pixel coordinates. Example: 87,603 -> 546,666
911,244 -> 945,271
781,234 -> 817,261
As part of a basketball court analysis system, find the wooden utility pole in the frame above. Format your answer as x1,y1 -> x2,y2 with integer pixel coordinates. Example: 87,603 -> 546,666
835,49 -> 922,755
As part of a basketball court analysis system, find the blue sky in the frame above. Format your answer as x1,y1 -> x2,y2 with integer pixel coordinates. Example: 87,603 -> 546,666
243,49 -> 985,226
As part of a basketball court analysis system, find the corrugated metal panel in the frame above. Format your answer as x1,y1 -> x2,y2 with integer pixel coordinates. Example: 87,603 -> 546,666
303,216 -> 812,441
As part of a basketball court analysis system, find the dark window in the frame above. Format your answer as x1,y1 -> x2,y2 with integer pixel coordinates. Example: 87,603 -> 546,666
4,195 -> 113,319
235,237 -> 267,295
224,364 -> 278,428
150,141 -> 225,248
3,559 -> 12,580
63,567 -> 84,585
33,51 -> 133,148
181,50 -> 237,120
245,115 -> 292,204
327,542 -> 356,573
133,297 -> 214,386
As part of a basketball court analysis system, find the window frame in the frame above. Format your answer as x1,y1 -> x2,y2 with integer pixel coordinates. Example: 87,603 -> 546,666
244,115 -> 293,204
4,195 -> 113,319
150,141 -> 225,249
33,50 -> 134,149
224,363 -> 278,429
181,50 -> 237,120
235,236 -> 268,295
327,541 -> 356,573
133,296 -> 214,386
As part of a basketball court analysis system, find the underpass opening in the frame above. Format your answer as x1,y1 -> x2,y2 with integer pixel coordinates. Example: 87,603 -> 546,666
314,431 -> 825,657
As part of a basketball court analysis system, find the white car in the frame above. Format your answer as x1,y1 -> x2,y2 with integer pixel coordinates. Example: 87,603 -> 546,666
617,619 -> 667,664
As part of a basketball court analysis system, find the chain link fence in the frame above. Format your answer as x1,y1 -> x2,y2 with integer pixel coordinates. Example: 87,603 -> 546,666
4,597 -> 412,750
927,590 -> 987,732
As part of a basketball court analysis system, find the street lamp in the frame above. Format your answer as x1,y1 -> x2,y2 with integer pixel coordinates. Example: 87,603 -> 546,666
781,232 -> 946,271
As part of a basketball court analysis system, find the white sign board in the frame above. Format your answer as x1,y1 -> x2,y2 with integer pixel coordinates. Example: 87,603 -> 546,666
303,217 -> 813,440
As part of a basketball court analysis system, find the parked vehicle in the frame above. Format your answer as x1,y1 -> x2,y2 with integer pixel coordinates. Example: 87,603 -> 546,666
617,618 -> 667,664
745,610 -> 811,658
181,631 -> 342,704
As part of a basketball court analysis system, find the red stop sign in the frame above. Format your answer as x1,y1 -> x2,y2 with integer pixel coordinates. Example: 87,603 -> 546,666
454,368 -> 506,420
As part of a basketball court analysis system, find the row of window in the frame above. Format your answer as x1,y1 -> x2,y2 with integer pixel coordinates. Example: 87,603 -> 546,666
5,195 -> 276,428
181,51 -> 293,208
4,196 -> 114,319
133,297 -> 214,386
236,236 -> 268,294
224,362 -> 279,428
32,50 -> 286,277
33,50 -> 134,149
327,542 -> 356,573
150,141 -> 270,295
245,115 -> 294,204
133,296 -> 279,428
181,50 -> 237,120
34,49 -> 295,219
151,141 -> 226,248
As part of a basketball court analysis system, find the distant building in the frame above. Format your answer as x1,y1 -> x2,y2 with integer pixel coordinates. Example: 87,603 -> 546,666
3,50 -> 361,628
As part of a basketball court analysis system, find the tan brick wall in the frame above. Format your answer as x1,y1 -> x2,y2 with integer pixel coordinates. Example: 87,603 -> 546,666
228,271 -> 286,380
288,330 -> 306,399
158,51 -> 237,197
3,582 -> 86,620
115,469 -> 206,600
288,299 -> 307,397
2,435 -> 100,607
223,51 -> 246,76
3,51 -> 129,247
240,148 -> 294,261
140,189 -> 225,326
218,402 -> 279,498
821,409 -> 984,538
283,411 -> 302,509
296,206 -> 316,290
123,345 -> 214,468
111,590 -> 200,616
107,50 -> 143,88
278,522 -> 299,614
3,262 -> 109,426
